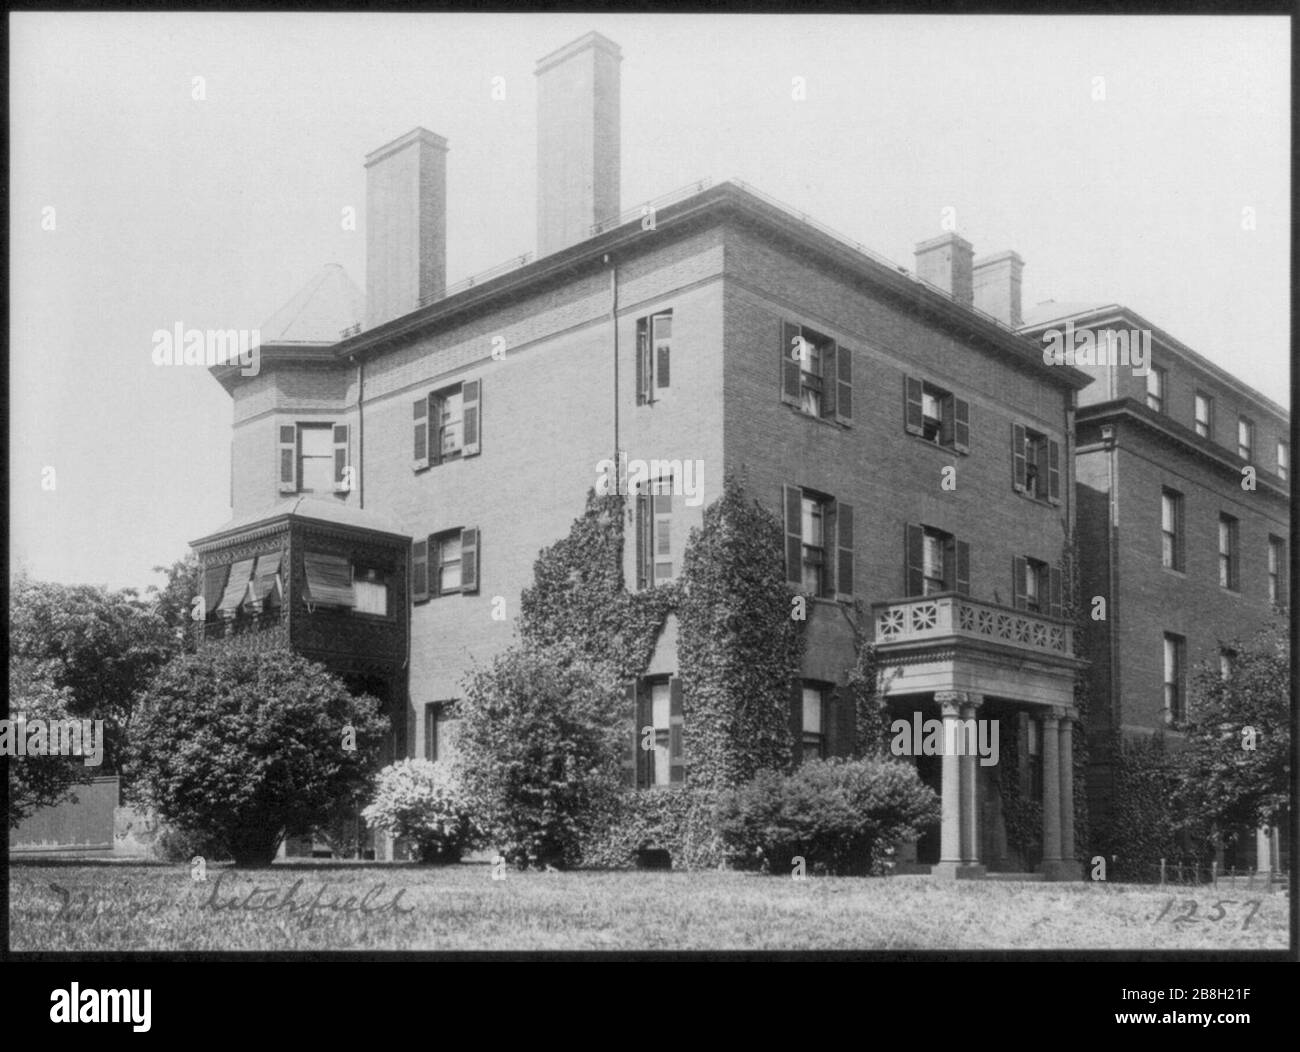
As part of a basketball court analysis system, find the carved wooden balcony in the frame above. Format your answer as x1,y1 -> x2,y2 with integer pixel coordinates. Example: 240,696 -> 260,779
872,593 -> 1074,659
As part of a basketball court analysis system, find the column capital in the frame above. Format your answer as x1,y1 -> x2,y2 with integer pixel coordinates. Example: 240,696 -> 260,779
1059,706 -> 1079,724
960,694 -> 985,715
934,691 -> 966,705
1041,706 -> 1063,725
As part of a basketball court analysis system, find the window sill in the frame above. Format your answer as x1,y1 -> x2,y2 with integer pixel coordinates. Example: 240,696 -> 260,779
781,402 -> 851,430
1160,566 -> 1187,578
1013,485 -> 1061,507
906,432 -> 969,456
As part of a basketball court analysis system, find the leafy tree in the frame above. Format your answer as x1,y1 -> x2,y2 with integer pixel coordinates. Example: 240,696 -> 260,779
362,759 -> 482,863
10,574 -> 174,778
455,643 -> 625,869
147,552 -> 203,654
1178,618 -> 1290,839
7,658 -> 97,828
127,649 -> 387,866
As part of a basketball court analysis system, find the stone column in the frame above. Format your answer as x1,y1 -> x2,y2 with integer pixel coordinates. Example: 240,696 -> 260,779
936,694 -> 964,869
1059,707 -> 1076,863
1256,827 -> 1272,875
1040,708 -> 1063,874
960,696 -> 984,866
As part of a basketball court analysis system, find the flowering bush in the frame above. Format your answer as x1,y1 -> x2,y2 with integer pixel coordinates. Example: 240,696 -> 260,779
362,759 -> 481,864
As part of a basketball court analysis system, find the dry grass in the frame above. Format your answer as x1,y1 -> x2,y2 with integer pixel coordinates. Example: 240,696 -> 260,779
8,862 -> 1290,952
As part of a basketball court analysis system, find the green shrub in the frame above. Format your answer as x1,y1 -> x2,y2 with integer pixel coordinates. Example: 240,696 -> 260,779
362,759 -> 481,863
714,758 -> 940,876
581,787 -> 722,870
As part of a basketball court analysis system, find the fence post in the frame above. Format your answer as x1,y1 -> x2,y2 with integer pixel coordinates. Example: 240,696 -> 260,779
1159,858 -> 1166,885
1211,860 -> 1217,887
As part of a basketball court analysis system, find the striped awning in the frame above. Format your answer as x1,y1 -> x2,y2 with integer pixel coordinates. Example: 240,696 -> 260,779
202,564 -> 229,618
251,551 -> 284,605
304,551 -> 353,608
218,559 -> 255,615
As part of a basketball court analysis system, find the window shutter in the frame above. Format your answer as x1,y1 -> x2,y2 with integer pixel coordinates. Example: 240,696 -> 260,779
836,501 -> 854,598
1047,438 -> 1061,503
669,677 -> 685,784
905,523 -> 924,597
636,492 -> 651,590
460,528 -> 479,594
955,540 -> 971,596
412,538 -> 429,602
1049,565 -> 1063,619
1012,423 -> 1027,491
821,344 -> 837,419
635,682 -> 651,789
1012,556 -> 1027,610
332,424 -> 350,493
784,485 -> 803,586
429,391 -> 444,467
781,321 -> 801,405
954,398 -> 970,453
942,538 -> 956,593
405,705 -> 417,760
623,683 -> 638,787
835,344 -> 853,424
412,397 -> 430,471
278,425 -> 297,494
636,320 -> 651,405
940,395 -> 955,445
789,679 -> 803,765
462,380 -> 481,457
905,376 -> 924,435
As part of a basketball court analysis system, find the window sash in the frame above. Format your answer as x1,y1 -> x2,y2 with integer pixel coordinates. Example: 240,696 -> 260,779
1238,419 -> 1253,459
1146,367 -> 1164,411
437,534 -> 463,594
1195,394 -> 1212,436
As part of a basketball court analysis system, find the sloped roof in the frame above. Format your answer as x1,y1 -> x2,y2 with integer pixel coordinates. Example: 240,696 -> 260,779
1019,300 -> 1115,329
192,496 -> 408,548
259,264 -> 364,345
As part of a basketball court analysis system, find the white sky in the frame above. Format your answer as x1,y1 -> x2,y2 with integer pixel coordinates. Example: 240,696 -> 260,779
9,13 -> 1290,591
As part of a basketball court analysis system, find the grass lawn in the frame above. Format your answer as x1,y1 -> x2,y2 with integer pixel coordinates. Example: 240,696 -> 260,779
9,861 -> 1290,952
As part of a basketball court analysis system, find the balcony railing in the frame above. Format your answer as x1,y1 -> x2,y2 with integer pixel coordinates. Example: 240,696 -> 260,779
872,594 -> 1074,658
194,608 -> 288,646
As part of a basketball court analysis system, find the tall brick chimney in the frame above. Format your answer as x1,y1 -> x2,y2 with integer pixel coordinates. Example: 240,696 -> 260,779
973,251 -> 1025,327
914,233 -> 974,305
535,31 -> 622,257
365,127 -> 448,329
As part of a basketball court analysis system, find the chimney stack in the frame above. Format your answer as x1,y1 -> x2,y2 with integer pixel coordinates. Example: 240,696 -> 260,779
914,233 -> 974,305
535,31 -> 622,257
973,251 -> 1025,327
365,127 -> 448,329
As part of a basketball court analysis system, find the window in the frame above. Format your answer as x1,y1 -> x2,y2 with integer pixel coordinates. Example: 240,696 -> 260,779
298,424 -> 334,493
1219,648 -> 1236,682
904,376 -> 970,452
1164,633 -> 1185,725
1012,424 -> 1061,502
1161,488 -> 1184,571
353,566 -> 389,616
1278,441 -> 1289,481
412,380 -> 481,470
1146,365 -> 1166,413
799,685 -> 826,762
424,703 -> 442,761
905,524 -> 970,597
1268,535 -> 1285,606
1013,556 -> 1062,616
780,321 -> 852,424
1219,515 -> 1239,591
427,527 -> 480,598
636,678 -> 683,787
1194,392 -> 1213,439
635,476 -> 674,589
784,486 -> 854,598
636,312 -> 672,403
1238,417 -> 1254,461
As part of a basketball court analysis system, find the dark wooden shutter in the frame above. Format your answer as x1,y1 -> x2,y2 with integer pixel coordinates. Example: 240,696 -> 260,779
784,485 -> 803,585
669,677 -> 685,784
821,344 -> 837,419
462,380 -> 481,457
905,376 -> 924,434
623,682 -> 638,787
460,528 -> 479,594
955,540 -> 971,596
405,705 -> 417,760
1049,565 -> 1063,619
1012,423 -> 1027,491
836,501 -> 854,598
412,397 -> 430,470
278,425 -> 297,494
635,682 -> 651,788
636,492 -> 651,590
835,344 -> 853,424
412,538 -> 429,602
954,398 -> 970,452
789,679 -> 804,765
332,424 -> 350,492
942,538 -> 956,592
781,321 -> 801,405
636,319 -> 651,405
1012,556 -> 1027,610
1047,438 -> 1061,503
940,395 -> 955,445
905,523 -> 925,597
